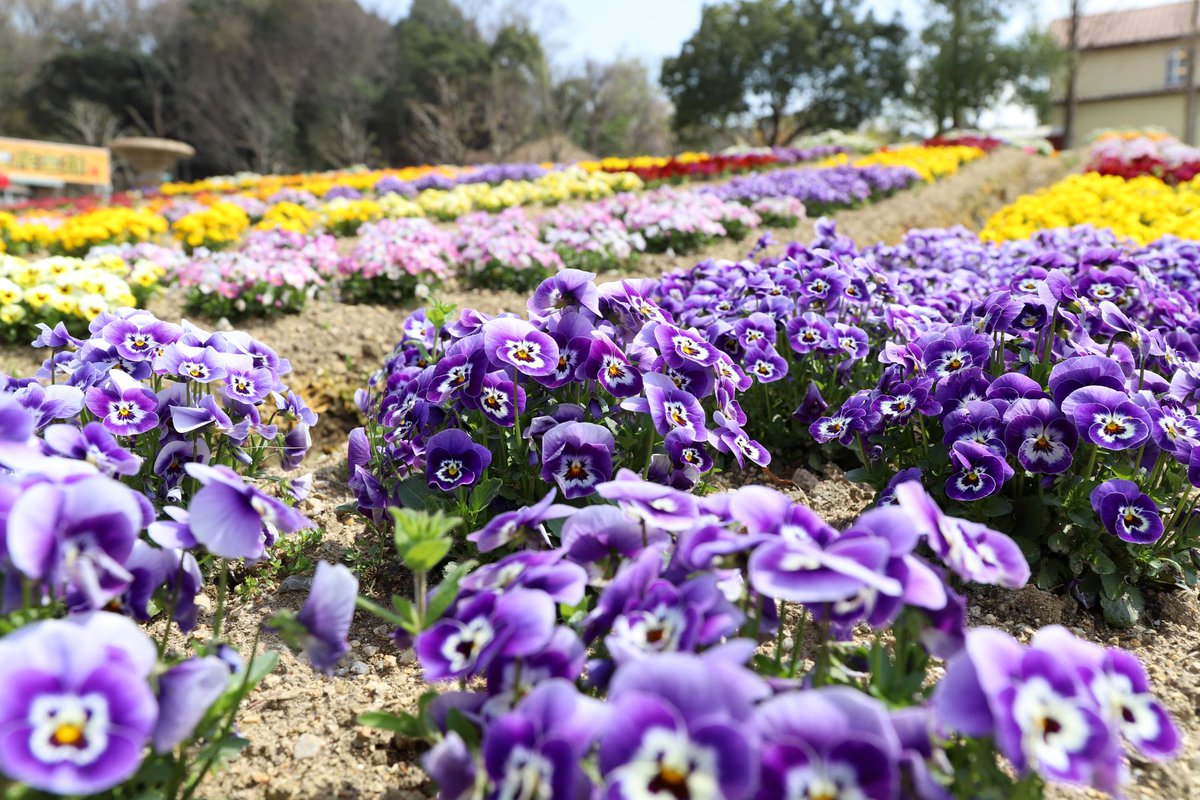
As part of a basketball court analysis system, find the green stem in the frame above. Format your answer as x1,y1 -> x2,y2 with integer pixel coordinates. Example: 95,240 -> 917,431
180,627 -> 262,800
212,559 -> 229,641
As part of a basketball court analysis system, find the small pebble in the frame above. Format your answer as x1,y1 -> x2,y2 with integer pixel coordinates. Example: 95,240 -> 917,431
349,660 -> 370,675
292,733 -> 323,760
278,576 -> 313,593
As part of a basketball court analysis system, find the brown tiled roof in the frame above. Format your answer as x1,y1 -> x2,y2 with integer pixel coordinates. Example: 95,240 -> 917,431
1050,1 -> 1197,49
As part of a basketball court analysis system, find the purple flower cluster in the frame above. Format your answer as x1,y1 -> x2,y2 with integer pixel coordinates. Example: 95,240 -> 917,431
654,219 -> 1200,612
705,164 -> 919,214
397,472 -> 1173,798
348,270 -> 769,524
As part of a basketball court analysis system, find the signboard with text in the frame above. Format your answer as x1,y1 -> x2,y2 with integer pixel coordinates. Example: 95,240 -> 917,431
0,137 -> 111,187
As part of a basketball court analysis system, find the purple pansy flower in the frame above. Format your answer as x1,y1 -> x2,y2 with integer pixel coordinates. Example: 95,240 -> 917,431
743,345 -> 788,383
483,318 -> 561,378
184,464 -> 310,559
1090,479 -> 1164,544
152,656 -> 229,753
1003,398 -> 1078,474
0,614 -> 158,795
654,323 -> 722,369
84,370 -> 159,436
528,268 -> 601,318
754,687 -> 902,800
415,589 -> 556,681
642,373 -> 707,442
539,421 -> 614,499
583,333 -> 643,398
945,440 -> 1013,502
1063,386 -> 1150,451
424,429 -> 492,491
296,561 -> 359,674
599,652 -> 768,800
895,482 -> 1030,588
468,489 -> 573,553
41,422 -> 141,477
921,325 -> 991,381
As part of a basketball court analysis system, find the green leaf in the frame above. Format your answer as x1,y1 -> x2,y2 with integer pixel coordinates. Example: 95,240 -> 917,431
1099,572 -> 1126,600
1100,592 -> 1140,628
469,478 -> 502,513
1090,552 -> 1117,575
392,476 -> 432,511
980,495 -> 1012,518
404,539 -> 452,573
1035,559 -> 1061,590
445,708 -> 480,750
1046,531 -> 1071,554
357,710 -> 425,738
242,650 -> 279,692
426,560 -> 479,624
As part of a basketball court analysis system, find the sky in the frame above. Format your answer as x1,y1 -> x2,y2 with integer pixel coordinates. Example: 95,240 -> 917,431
364,0 -> 1184,130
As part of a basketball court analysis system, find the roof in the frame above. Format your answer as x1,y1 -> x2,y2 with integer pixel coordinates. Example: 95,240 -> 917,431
1050,2 -> 1198,50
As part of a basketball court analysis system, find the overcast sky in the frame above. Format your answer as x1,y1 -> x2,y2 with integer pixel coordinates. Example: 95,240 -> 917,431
363,0 -> 1182,130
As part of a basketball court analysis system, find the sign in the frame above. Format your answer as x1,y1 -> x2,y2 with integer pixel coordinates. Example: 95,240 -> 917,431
0,137 -> 110,187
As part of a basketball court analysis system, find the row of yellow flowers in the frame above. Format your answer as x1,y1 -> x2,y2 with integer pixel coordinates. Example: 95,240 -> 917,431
0,208 -> 169,258
157,164 -> 458,199
811,144 -> 987,182
0,252 -> 162,339
2,169 -> 646,253
980,173 -> 1200,245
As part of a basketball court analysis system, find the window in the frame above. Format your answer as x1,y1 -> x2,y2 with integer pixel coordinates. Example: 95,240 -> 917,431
1167,47 -> 1190,88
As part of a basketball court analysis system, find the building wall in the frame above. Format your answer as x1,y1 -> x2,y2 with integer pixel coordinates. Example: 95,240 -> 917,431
1049,94 -> 1196,140
1050,40 -> 1198,140
1074,43 -> 1182,97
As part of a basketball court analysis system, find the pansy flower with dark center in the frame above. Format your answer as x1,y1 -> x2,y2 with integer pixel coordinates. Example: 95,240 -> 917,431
470,372 -> 526,428
425,429 -> 492,491
786,312 -> 833,355
84,370 -> 159,436
415,589 -> 556,681
1003,398 -> 1078,474
483,318 -> 560,378
582,333 -> 643,398
945,440 -> 1012,501
1063,386 -> 1150,451
654,323 -> 722,369
102,317 -> 181,362
540,421 -> 614,500
933,628 -> 1117,793
920,325 -> 992,381
743,345 -> 788,384
1090,479 -> 1164,544
641,374 -> 707,443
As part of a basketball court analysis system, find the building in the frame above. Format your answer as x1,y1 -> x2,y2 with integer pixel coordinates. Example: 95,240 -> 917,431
1049,1 -> 1200,143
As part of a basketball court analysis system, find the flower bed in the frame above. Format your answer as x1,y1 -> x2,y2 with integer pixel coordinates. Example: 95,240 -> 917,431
538,204 -> 646,272
0,311 -> 315,796
455,209 -> 564,291
982,173 -> 1200,244
659,218 -> 1200,624
706,163 -> 919,215
174,229 -> 334,318
336,218 -> 458,303
1087,131 -> 1200,184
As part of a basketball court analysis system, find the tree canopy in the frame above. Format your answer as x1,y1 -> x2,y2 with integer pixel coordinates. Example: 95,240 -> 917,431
661,0 -> 908,146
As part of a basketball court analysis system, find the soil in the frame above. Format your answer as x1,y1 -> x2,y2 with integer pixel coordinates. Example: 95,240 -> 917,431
25,150 -> 1191,800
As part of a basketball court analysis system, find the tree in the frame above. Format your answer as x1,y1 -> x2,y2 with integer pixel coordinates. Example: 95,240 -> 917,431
912,0 -> 1064,132
567,59 -> 673,157
660,0 -> 908,146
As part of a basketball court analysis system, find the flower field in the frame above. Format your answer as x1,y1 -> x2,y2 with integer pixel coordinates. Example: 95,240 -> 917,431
5,138 -> 1200,800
